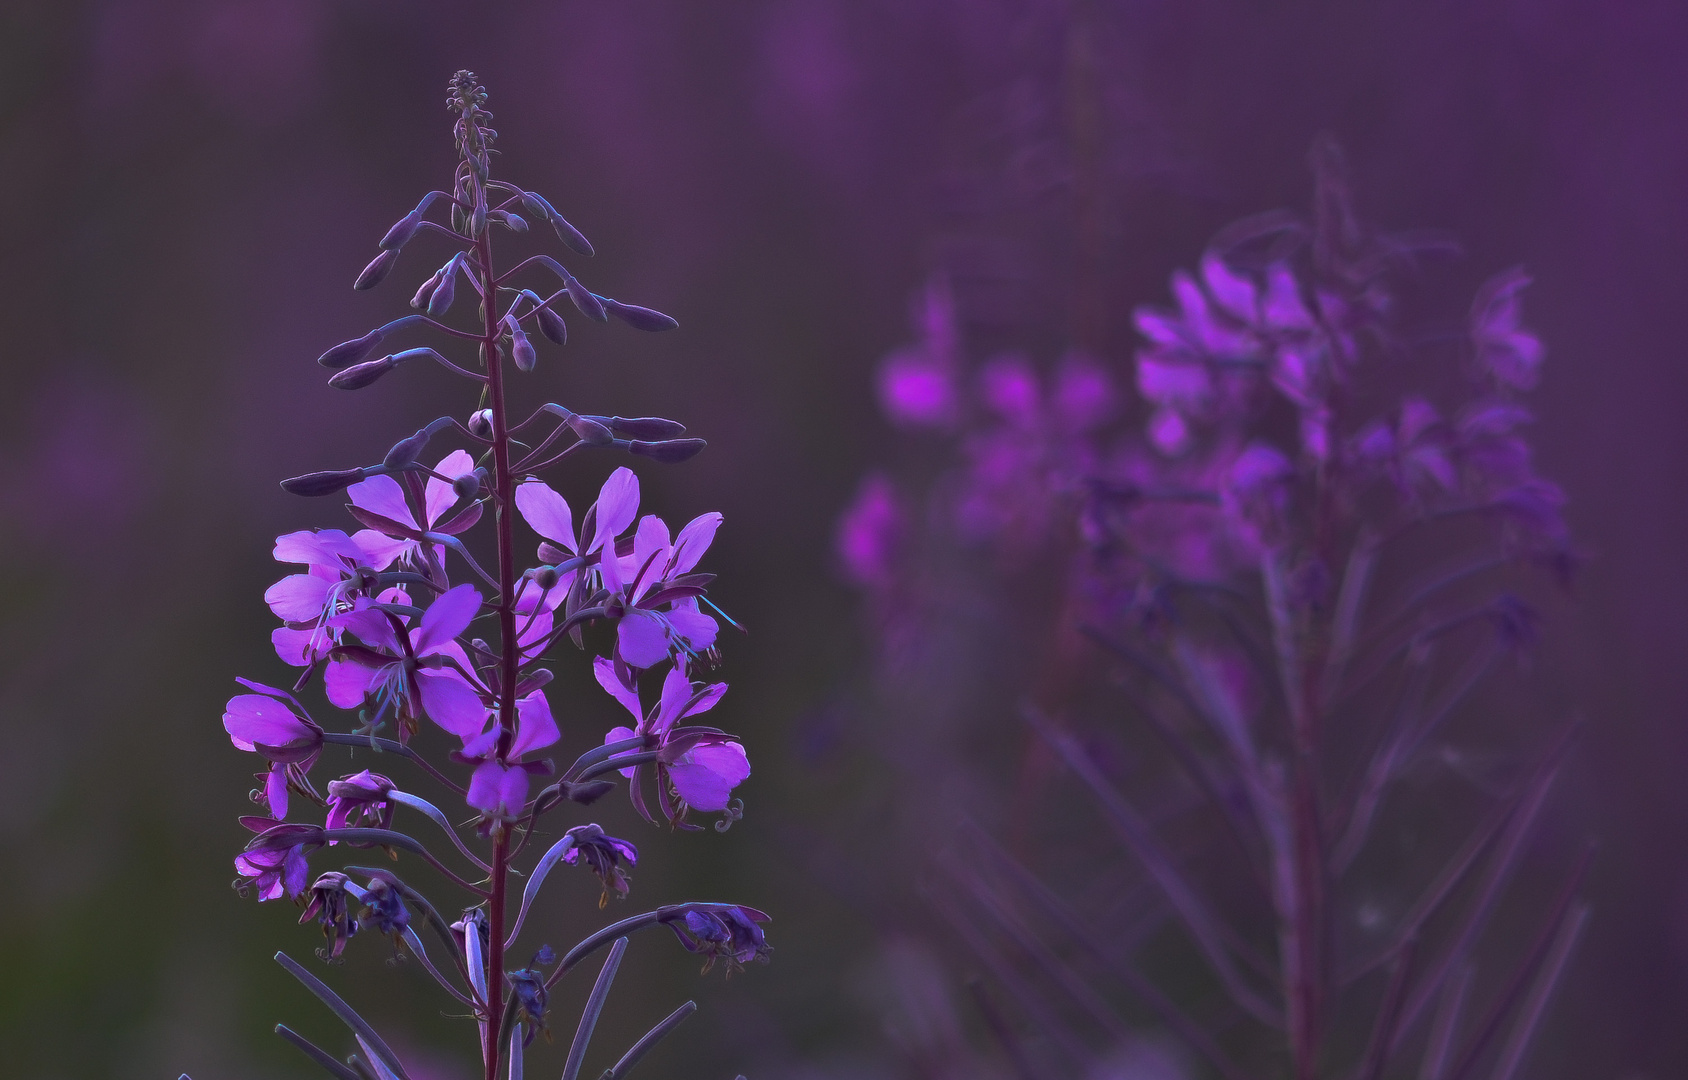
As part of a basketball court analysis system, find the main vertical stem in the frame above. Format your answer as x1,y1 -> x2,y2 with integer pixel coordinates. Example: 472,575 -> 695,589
477,223 -> 517,1080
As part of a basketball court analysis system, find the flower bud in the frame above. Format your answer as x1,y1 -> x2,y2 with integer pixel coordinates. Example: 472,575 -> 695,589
329,355 -> 398,390
411,270 -> 443,311
497,211 -> 529,233
383,431 -> 430,468
280,467 -> 367,496
468,408 -> 494,438
533,565 -> 559,590
353,249 -> 399,291
604,298 -> 678,332
378,209 -> 423,250
602,415 -> 686,440
469,199 -> 487,239
452,471 -> 481,499
505,317 -> 537,372
538,541 -> 571,564
561,269 -> 607,322
629,438 -> 707,464
427,261 -> 459,317
536,304 -> 568,346
568,415 -> 614,446
318,329 -> 385,370
550,213 -> 594,258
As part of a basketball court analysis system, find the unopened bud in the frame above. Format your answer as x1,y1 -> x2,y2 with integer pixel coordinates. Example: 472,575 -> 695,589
378,209 -> 423,250
452,472 -> 481,499
329,355 -> 398,390
536,304 -> 568,346
533,565 -> 559,590
467,409 -> 494,438
537,541 -> 571,564
503,316 -> 537,372
550,213 -> 594,258
281,467 -> 366,496
469,199 -> 487,239
520,191 -> 553,220
499,211 -> 529,233
629,438 -> 707,464
411,270 -> 443,311
603,298 -> 678,332
353,249 -> 399,291
318,329 -> 385,370
426,261 -> 459,317
383,430 -> 430,468
605,416 -> 686,440
568,415 -> 614,446
562,270 -> 607,322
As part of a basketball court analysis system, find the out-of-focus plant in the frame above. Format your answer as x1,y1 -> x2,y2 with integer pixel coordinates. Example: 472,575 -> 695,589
839,139 -> 1584,1080
204,72 -> 764,1080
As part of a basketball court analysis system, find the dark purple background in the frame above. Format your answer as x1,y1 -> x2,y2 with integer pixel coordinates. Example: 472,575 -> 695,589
0,2 -> 1683,1076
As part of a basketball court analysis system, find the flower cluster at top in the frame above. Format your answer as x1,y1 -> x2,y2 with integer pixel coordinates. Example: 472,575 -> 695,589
218,71 -> 763,1080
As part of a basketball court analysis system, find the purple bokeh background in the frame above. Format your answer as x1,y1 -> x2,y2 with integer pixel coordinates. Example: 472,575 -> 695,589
1,1 -> 1684,1076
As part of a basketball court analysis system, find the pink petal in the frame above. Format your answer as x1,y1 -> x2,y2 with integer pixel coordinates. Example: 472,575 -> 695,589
348,474 -> 418,530
515,480 -> 577,551
265,574 -> 334,623
617,611 -> 671,669
630,515 -> 673,599
417,671 -> 487,737
681,680 -> 727,720
273,529 -> 363,568
669,513 -> 722,574
593,656 -> 645,720
325,659 -> 379,709
415,584 -> 481,653
518,610 -> 553,663
667,603 -> 719,653
271,627 -> 317,667
266,764 -> 290,820
460,724 -> 498,759
512,691 -> 560,757
467,761 -> 529,816
332,607 -> 403,652
656,665 -> 694,731
668,741 -> 750,811
591,467 -> 639,553
224,694 -> 312,750
424,450 -> 477,527
605,724 -> 639,777
352,529 -> 407,569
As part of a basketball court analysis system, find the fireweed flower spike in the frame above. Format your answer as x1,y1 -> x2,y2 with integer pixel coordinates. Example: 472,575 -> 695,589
841,140 -> 1581,1079
218,72 -> 765,1080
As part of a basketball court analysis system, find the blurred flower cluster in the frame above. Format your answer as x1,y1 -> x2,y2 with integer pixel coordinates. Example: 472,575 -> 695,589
837,140 -> 1582,1080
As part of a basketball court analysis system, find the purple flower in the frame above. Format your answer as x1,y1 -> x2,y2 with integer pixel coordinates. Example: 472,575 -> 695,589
876,278 -> 959,429
836,474 -> 901,588
357,872 -> 411,939
325,583 -> 487,741
325,770 -> 394,832
607,512 -> 724,671
560,823 -> 638,906
597,659 -> 748,817
661,904 -> 771,974
460,690 -> 561,820
345,450 -> 482,575
1220,443 -> 1295,553
514,466 -> 639,580
266,528 -> 402,667
223,679 -> 324,819
1471,268 -> 1544,391
300,872 -> 357,961
234,818 -> 322,902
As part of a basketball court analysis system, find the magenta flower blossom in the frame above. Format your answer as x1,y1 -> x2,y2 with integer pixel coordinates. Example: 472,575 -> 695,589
560,823 -> 639,906
596,658 -> 747,816
608,512 -> 723,670
515,466 -> 640,582
345,450 -> 482,574
324,583 -> 486,740
660,905 -> 772,973
223,679 -> 324,819
460,690 -> 561,819
266,528 -> 403,667
1471,268 -> 1544,391
235,818 -> 322,901
836,473 -> 901,588
876,277 -> 960,429
325,770 -> 394,832
299,872 -> 357,961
